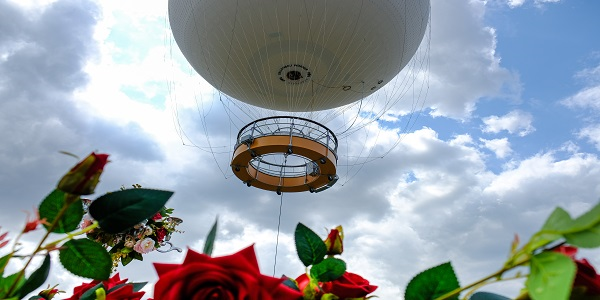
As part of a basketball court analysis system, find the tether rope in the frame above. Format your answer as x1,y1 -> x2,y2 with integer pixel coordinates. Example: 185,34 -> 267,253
273,191 -> 284,276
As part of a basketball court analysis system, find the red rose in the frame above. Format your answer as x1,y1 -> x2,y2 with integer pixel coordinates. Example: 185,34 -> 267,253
58,152 -> 109,195
554,245 -> 600,295
156,228 -> 167,242
64,273 -> 144,300
296,272 -> 377,300
153,245 -> 303,299
151,212 -> 162,221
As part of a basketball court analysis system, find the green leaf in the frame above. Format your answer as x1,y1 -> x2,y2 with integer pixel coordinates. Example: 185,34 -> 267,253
564,222 -> 600,248
310,257 -> 346,282
39,189 -> 83,233
0,252 -> 13,276
28,296 -> 45,300
568,201 -> 600,231
18,254 -> 51,298
203,218 -> 218,256
80,282 -> 104,300
130,282 -> 148,292
528,207 -> 573,251
541,207 -> 573,232
59,239 -> 111,280
281,277 -> 300,291
526,251 -> 576,300
294,223 -> 327,267
122,255 -> 134,266
405,262 -> 460,300
0,271 -> 26,298
89,188 -> 174,233
470,292 -> 511,300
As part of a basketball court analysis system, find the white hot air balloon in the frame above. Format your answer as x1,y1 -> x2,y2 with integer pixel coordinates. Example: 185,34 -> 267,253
168,0 -> 430,193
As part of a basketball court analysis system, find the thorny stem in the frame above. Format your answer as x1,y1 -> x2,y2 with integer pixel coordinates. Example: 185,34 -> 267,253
461,272 -> 529,300
5,193 -> 78,297
434,256 -> 531,300
43,221 -> 99,249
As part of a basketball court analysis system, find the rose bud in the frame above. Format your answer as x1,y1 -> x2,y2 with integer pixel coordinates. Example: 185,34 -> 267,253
57,152 -> 109,195
38,285 -> 62,299
324,225 -> 343,255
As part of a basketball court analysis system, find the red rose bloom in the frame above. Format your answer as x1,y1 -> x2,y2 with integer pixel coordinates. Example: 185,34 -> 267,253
156,228 -> 167,242
153,245 -> 303,299
64,273 -> 144,300
555,245 -> 600,295
322,272 -> 377,299
151,212 -> 162,221
296,272 -> 377,300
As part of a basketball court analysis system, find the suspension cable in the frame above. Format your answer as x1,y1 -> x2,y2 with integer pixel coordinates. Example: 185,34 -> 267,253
273,191 -> 284,276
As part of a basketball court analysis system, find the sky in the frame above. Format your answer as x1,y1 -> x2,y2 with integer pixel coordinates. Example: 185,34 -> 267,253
1,0 -> 599,299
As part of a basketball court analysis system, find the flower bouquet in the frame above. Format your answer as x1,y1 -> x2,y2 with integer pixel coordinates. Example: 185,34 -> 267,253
83,185 -> 183,269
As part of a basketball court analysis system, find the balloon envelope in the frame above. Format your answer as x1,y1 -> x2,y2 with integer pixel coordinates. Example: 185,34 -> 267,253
169,0 -> 430,112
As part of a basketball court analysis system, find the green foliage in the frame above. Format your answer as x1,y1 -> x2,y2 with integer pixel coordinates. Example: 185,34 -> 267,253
469,292 -> 510,300
89,188 -> 174,234
203,218 -> 218,256
18,254 -> 51,298
0,252 -> 12,276
0,271 -> 26,299
79,282 -> 104,300
405,262 -> 460,300
469,292 -> 511,300
129,282 -> 147,292
564,222 -> 600,248
310,257 -> 346,282
295,223 -> 327,267
59,239 -> 112,280
39,189 -> 83,233
282,277 -> 300,291
564,202 -> 600,248
526,251 -> 576,300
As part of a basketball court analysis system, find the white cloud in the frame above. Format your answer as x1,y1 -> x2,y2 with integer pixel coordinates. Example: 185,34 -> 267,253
482,110 -> 535,136
575,63 -> 600,84
578,124 -> 600,150
425,0 -> 519,118
507,0 -> 526,8
480,137 -> 512,158
561,85 -> 600,111
506,0 -> 561,8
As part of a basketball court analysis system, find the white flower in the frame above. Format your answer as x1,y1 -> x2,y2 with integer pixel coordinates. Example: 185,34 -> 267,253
144,227 -> 153,236
133,237 -> 155,254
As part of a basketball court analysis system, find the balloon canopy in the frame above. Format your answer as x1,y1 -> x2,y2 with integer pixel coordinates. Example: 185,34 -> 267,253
169,0 -> 430,112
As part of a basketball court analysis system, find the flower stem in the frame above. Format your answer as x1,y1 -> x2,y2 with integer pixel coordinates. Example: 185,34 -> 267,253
5,193 -> 77,297
434,268 -> 507,300
434,257 -> 531,300
42,221 -> 99,249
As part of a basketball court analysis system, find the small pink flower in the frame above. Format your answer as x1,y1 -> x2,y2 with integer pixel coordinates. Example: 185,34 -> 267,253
0,228 -> 9,248
23,209 -> 48,233
80,213 -> 94,230
133,237 -> 155,254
